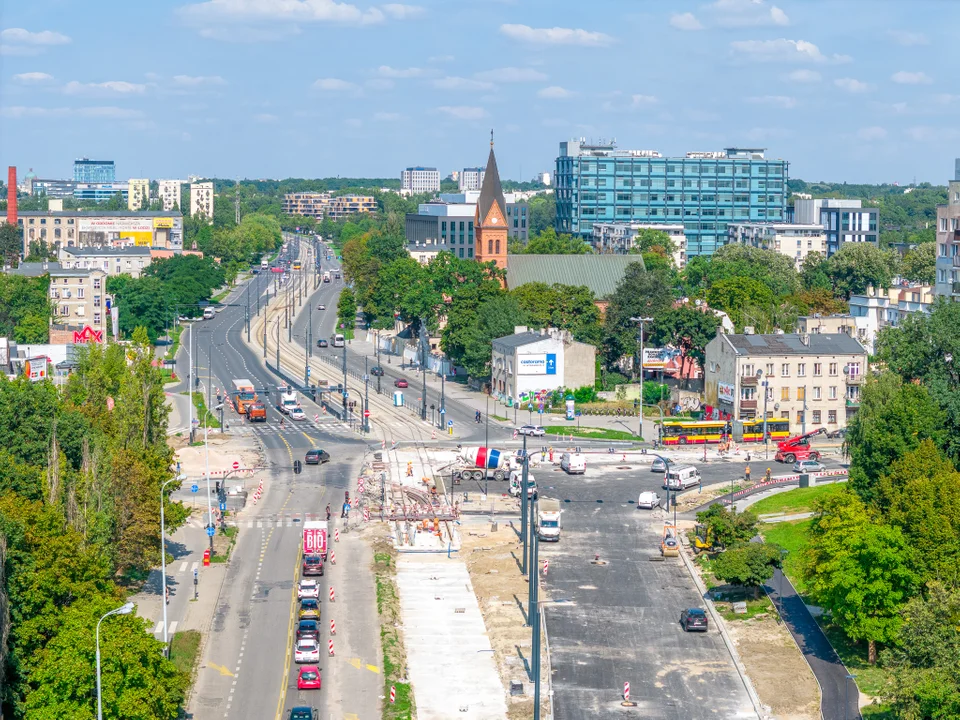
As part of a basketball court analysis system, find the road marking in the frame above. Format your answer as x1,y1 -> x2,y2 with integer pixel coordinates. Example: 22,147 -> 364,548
366,664 -> 380,674
153,621 -> 163,634
208,662 -> 235,677
274,435 -> 301,720
191,561 -> 199,573
169,620 -> 178,635
179,561 -> 188,573
347,658 -> 361,669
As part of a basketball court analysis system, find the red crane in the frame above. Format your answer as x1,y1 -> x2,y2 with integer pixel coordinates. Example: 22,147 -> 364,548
774,427 -> 827,464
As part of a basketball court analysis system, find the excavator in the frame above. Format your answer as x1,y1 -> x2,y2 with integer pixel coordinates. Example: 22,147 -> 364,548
774,427 -> 826,464
691,524 -> 724,554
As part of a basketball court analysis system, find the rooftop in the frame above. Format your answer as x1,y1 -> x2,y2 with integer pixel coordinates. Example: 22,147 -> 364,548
61,246 -> 152,256
505,254 -> 642,298
722,333 -> 866,357
19,210 -> 182,218
50,267 -> 107,278
6,262 -> 63,277
491,331 -> 552,349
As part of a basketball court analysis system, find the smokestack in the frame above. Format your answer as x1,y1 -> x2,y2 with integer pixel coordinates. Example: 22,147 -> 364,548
7,167 -> 17,225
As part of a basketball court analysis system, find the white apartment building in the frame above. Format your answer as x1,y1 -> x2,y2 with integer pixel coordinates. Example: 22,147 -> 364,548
127,178 -> 150,211
792,198 -> 879,256
591,222 -> 687,268
848,284 -> 935,354
59,246 -> 153,278
459,167 -> 485,192
401,167 -> 440,194
935,177 -> 960,300
159,180 -> 183,211
190,181 -> 214,221
728,222 -> 826,269
48,267 -> 110,345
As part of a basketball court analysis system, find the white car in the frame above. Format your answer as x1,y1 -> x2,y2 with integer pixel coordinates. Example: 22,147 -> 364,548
298,579 -> 320,600
637,491 -> 660,509
317,304 -> 326,310
650,457 -> 668,473
517,425 -> 546,437
295,638 -> 321,663
289,407 -> 306,421
793,459 -> 825,473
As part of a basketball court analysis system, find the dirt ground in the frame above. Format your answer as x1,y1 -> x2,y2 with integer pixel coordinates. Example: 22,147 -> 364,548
169,431 -> 263,487
722,611 -> 821,720
461,518 -> 550,720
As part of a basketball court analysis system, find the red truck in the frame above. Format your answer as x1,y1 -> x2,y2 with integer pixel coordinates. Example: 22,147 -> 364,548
302,520 -> 328,560
774,428 -> 827,464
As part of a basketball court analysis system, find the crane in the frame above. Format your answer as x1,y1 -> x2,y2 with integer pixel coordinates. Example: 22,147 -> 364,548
774,427 -> 827,464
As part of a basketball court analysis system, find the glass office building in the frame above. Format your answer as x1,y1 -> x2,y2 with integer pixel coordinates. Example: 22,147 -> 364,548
555,140 -> 789,257
73,159 -> 115,183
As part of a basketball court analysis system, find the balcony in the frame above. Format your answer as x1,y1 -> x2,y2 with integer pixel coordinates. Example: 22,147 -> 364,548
845,374 -> 863,385
740,375 -> 758,386
953,255 -> 960,268
739,399 -> 758,410
846,398 -> 861,407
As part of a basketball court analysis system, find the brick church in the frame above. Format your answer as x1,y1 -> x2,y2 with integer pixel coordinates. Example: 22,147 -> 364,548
473,135 -> 508,270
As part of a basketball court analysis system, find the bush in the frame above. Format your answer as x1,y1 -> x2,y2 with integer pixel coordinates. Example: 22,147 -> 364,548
601,371 -> 629,391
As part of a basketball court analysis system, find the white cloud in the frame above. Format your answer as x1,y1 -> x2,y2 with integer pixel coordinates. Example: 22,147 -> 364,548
891,71 -> 932,85
784,69 -> 821,83
888,30 -> 928,46
373,111 -> 403,121
935,94 -> 960,105
1,105 -> 142,119
499,23 -> 613,47
312,77 -> 358,91
13,71 -> 54,83
254,113 -> 279,123
708,0 -> 789,27
834,77 -> 871,93
437,105 -> 487,120
905,126 -> 937,142
537,85 -> 572,99
380,4 -> 423,19
631,94 -> 658,106
744,127 -> 792,142
432,76 -> 494,91
474,67 -> 547,82
670,12 -> 703,31
1,28 -> 71,55
172,74 -> 226,86
748,95 -> 797,109
63,80 -> 147,95
179,0 -> 387,28
377,65 -> 426,78
731,38 -> 848,63
856,126 -> 887,141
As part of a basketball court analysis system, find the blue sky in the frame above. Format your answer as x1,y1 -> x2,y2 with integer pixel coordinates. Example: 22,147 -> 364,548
0,0 -> 954,184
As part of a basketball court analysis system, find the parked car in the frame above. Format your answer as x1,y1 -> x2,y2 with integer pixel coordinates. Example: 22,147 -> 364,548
298,579 -> 320,599
295,638 -> 321,663
793,459 -> 825,473
680,608 -> 709,632
637,491 -> 660,509
371,366 -> 384,376
317,339 -> 328,348
826,427 -> 847,439
305,449 -> 331,465
394,379 -> 408,388
288,708 -> 318,720
650,457 -> 668,473
297,666 -> 322,691
517,425 -> 546,437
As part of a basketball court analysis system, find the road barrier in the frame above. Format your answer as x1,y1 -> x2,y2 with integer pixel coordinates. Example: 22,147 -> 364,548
329,586 -> 335,602
330,619 -> 336,635
363,508 -> 370,522
542,560 -> 549,576
390,686 -> 396,704
330,550 -> 336,565
328,639 -> 334,656
623,682 -> 630,701
334,528 -> 340,543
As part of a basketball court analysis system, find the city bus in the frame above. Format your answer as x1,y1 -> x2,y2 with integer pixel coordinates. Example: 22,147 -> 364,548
293,261 -> 302,270
232,379 -> 257,415
658,418 -> 791,445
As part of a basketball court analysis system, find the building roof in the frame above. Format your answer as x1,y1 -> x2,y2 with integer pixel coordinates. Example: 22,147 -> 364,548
61,246 -> 152,257
7,262 -> 62,276
18,210 -> 182,218
492,331 -> 550,349
722,333 -> 866,356
50,267 -> 107,277
477,145 -> 505,225
505,255 -> 642,298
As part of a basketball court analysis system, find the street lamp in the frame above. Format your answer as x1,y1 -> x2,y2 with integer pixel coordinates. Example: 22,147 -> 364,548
160,474 -> 185,653
778,548 -> 789,600
757,369 -> 769,458
844,673 -> 857,720
630,316 -> 654,438
96,601 -> 136,720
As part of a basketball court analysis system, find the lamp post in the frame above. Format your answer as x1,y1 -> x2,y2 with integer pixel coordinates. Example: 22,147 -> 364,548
160,474 -> 185,653
363,357 -> 370,434
779,548 -> 789,600
484,393 -> 490,496
844,673 -> 857,720
439,365 -> 446,429
757,370 -> 769,459
203,424 -> 215,552
630,316 -> 654,438
520,434 -> 529,576
420,318 -> 428,422
96,601 -> 135,720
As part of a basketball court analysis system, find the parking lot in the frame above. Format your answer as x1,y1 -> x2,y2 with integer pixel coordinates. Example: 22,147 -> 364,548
535,466 -> 759,720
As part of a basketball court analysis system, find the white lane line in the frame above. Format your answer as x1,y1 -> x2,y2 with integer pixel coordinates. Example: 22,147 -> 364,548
169,620 -> 178,634
178,561 -> 188,573
191,561 -> 199,573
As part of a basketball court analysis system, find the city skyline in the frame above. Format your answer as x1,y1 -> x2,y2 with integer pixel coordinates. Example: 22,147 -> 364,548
0,0 -> 954,184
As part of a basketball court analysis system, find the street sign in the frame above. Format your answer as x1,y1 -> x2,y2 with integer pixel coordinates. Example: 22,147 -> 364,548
306,367 -> 311,376
448,420 -> 453,427
363,410 -> 371,418
439,408 -> 445,414
206,526 -> 215,537
232,461 -> 239,470
219,502 -> 226,512
191,484 -> 199,493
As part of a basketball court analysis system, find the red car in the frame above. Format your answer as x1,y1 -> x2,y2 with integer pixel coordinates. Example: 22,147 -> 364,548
394,379 -> 408,388
297,666 -> 322,690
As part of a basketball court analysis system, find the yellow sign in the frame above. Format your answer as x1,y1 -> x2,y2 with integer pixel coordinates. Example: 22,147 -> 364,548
121,231 -> 153,246
153,217 -> 174,229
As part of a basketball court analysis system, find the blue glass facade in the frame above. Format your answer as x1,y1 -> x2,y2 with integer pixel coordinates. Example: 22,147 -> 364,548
73,159 -> 115,183
555,141 -> 789,257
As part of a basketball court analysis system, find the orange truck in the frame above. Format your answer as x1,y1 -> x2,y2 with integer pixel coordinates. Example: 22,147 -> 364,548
247,402 -> 267,422
232,379 -> 257,415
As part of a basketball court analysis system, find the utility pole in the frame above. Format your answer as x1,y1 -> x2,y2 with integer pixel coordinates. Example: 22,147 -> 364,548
342,340 -> 348,423
234,181 -> 240,225
204,424 -> 214,552
364,356 -> 370,434
520,434 -> 529,576
308,303 -> 312,358
376,333 -> 382,394
420,318 -> 428,422
531,524 -> 542,720
630,316 -> 653,437
262,298 -> 268,359
275,318 -> 280,371
440,368 -> 446,429
187,323 -> 194,443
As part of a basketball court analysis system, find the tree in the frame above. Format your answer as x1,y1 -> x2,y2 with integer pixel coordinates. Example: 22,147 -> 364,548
711,542 -> 783,599
0,222 -> 22,266
695,504 -> 759,549
826,243 -> 900,298
650,304 -> 719,388
337,286 -> 357,333
800,252 -> 832,292
511,282 -> 602,346
602,262 -> 674,371
441,293 -> 526,378
111,277 -> 170,342
706,277 -> 775,328
791,288 -> 847,316
526,194 -> 556,237
706,243 -> 801,298
0,274 -> 51,342
802,490 -> 917,663
511,227 -> 592,254
900,242 -> 936,284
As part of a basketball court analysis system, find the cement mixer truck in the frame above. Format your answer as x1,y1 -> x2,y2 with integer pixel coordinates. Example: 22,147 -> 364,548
453,447 -> 509,483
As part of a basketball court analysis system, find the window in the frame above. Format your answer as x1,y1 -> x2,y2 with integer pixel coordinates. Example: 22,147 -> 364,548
941,218 -> 948,232
829,362 -> 838,376
94,313 -> 101,325
781,363 -> 790,377
829,386 -> 837,400
93,278 -> 101,289
495,239 -> 500,253
796,411 -> 805,425
813,362 -> 822,376
812,410 -> 821,424
797,387 -> 805,401
813,386 -> 821,400
487,240 -> 492,253
846,362 -> 861,377
781,387 -> 790,401
798,363 -> 806,377
780,411 -> 789,419
828,410 -> 837,423
766,363 -> 774,376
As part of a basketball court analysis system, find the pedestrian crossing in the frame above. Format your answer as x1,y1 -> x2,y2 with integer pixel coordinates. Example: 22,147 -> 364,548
226,419 -> 346,436
183,512 -> 333,529
153,620 -> 178,635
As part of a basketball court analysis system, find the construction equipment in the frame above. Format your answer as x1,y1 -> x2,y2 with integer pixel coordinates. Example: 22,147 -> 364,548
774,427 -> 826,464
691,524 -> 724,554
661,524 -> 680,557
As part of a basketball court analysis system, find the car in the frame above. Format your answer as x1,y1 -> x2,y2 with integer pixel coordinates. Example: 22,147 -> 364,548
251,268 -> 260,274
299,597 -> 321,620
517,425 -> 546,437
317,304 -> 326,310
826,427 -> 847,439
680,608 -> 709,632
394,379 -> 408,388
305,449 -> 331,465
289,407 -> 306,421
302,554 -> 324,577
288,707 -> 318,720
637,491 -> 660,509
295,638 -> 321,663
298,579 -> 320,599
793,459 -> 825,473
650,457 -> 668,473
371,366 -> 384,376
297,666 -> 322,691
317,339 -> 328,348
296,619 -> 319,641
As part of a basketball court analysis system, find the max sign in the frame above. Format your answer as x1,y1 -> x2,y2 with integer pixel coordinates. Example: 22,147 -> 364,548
73,326 -> 104,344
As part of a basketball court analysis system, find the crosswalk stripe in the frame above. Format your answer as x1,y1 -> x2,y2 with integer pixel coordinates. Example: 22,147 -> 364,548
191,561 -> 199,573
153,621 -> 163,634
178,561 -> 188,573
169,621 -> 178,635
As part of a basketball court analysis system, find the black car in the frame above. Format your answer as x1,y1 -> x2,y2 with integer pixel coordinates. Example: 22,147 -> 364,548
317,339 -> 328,348
302,554 -> 324,576
680,608 -> 708,632
371,366 -> 384,376
827,427 -> 847,439
305,449 -> 330,465
296,619 -> 319,640
289,709 -> 318,720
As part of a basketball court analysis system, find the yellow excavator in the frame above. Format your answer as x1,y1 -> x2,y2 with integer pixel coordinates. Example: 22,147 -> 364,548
691,524 -> 724,554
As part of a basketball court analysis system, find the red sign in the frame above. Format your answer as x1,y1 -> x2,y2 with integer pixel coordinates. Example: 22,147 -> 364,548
303,526 -> 328,556
232,461 -> 240,470
72,326 -> 104,344
363,410 -> 371,418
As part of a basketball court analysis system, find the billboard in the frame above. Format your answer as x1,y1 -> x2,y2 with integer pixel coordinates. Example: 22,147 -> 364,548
642,347 -> 679,369
73,326 -> 104,344
153,217 -> 175,228
78,217 -> 153,233
23,356 -> 48,382
517,353 -> 557,375
718,382 -> 735,403
121,231 -> 153,246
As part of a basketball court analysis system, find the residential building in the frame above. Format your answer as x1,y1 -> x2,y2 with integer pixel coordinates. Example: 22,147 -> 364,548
459,167 -> 485,192
727,222 -> 826,269
159,180 -> 183,211
591,221 -> 687,268
704,331 -> 868,430
190,181 -> 214,221
504,254 -> 641,313
935,174 -> 960,300
848,284 -> 935,353
491,326 -> 596,406
401,167 -> 440,194
73,159 -> 115,183
281,193 -> 376,220
794,314 -> 857,337
793,198 -> 878,256
324,194 -> 377,220
18,209 -> 183,254
59,246 -> 153,278
47,267 -> 111,345
128,178 -> 150,211
555,141 -> 788,257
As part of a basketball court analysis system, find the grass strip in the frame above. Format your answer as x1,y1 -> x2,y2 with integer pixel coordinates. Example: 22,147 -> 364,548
373,548 -> 414,720
169,629 -> 202,682
750,483 -> 844,517
543,425 -> 638,441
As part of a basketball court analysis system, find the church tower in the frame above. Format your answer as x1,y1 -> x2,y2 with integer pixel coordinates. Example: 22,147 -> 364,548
474,131 -> 508,270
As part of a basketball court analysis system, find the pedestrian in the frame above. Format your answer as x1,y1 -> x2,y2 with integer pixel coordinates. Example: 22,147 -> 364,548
745,464 -> 751,482
326,504 -> 332,521
765,467 -> 772,482
341,501 -> 348,518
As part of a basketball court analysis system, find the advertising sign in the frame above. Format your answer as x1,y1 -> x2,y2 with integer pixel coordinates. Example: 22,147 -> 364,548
517,353 -> 558,376
72,325 -> 104,344
78,217 -> 153,233
121,231 -> 153,246
302,526 -> 327,556
642,347 -> 679,369
718,382 -> 735,403
153,217 -> 175,228
23,356 -> 48,382
565,396 -> 575,421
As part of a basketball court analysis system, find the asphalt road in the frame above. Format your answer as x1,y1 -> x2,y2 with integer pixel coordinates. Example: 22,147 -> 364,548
182,243 -> 380,720
536,467 -> 758,720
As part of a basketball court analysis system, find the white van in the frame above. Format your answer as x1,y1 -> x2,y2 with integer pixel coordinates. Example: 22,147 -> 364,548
332,334 -> 345,348
637,491 -> 660,509
202,307 -> 216,320
663,465 -> 701,490
560,452 -> 586,475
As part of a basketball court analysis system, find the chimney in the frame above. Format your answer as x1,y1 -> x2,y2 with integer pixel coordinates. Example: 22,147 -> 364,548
800,333 -> 810,346
6,166 -> 17,225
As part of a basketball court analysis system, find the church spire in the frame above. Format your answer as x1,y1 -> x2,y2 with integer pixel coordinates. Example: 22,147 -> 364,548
490,128 -> 494,148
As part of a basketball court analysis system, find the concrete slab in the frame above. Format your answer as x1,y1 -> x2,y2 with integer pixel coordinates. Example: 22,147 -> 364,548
396,555 -> 507,720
